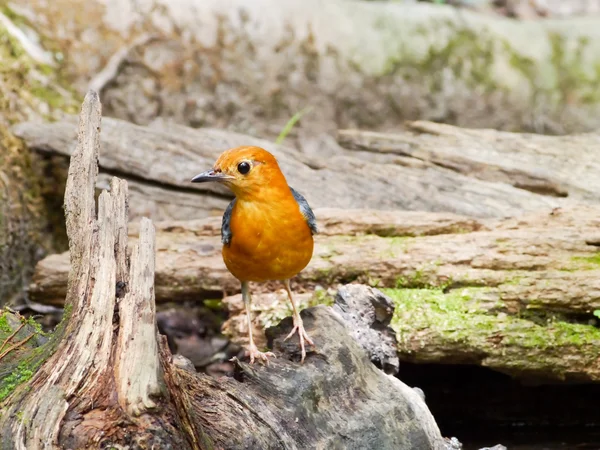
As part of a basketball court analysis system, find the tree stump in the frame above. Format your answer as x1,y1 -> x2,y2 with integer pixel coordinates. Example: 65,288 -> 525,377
0,92 -> 448,449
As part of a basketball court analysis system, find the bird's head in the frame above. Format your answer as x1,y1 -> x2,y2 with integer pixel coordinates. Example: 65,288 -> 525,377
191,146 -> 286,200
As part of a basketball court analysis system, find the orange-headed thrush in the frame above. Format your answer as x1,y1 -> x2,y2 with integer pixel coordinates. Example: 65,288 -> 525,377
191,146 -> 317,363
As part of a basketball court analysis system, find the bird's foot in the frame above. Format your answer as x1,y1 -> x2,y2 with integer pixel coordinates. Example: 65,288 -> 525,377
284,318 -> 315,363
247,343 -> 276,365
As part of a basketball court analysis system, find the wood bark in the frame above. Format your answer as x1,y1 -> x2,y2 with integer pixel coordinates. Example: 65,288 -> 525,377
0,92 -> 449,449
0,91 -> 187,449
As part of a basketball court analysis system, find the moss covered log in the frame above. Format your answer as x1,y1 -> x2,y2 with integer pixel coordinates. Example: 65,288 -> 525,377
387,287 -> 600,382
11,0 -> 600,139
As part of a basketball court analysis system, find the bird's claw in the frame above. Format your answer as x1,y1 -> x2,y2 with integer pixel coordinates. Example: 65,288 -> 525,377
284,318 -> 315,363
247,344 -> 276,365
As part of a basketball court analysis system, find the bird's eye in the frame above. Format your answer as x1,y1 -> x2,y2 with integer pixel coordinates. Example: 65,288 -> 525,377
237,161 -> 251,175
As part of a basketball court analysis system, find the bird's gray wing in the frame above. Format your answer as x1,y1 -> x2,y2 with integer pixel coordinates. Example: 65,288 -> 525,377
221,198 -> 236,246
289,187 -> 318,235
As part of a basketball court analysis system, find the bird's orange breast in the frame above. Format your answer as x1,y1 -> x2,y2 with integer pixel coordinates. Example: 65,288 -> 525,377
222,197 -> 314,282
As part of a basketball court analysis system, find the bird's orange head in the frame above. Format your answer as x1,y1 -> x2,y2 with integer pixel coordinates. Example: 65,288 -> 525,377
191,146 -> 288,201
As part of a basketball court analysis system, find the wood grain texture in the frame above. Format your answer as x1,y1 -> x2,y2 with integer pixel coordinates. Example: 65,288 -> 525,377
14,115 -> 588,223
1,91 -> 120,449
166,305 -> 446,450
31,205 -> 600,311
115,218 -> 163,417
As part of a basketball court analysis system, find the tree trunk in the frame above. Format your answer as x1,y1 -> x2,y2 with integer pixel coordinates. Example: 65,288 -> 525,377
0,92 -> 448,449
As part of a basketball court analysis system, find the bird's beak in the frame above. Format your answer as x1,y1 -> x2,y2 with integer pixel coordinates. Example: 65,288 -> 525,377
191,170 -> 234,183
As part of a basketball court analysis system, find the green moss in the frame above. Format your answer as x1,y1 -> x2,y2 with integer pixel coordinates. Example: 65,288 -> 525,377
571,253 -> 600,269
377,236 -> 413,258
377,16 -> 600,134
0,312 -> 10,333
548,33 -> 600,105
204,299 -> 223,310
0,362 -> 34,402
394,265 -> 453,290
311,289 -> 335,307
62,303 -> 73,321
509,31 -> 600,120
386,287 -> 600,351
383,22 -> 500,96
30,84 -> 70,111
0,313 -> 49,402
501,276 -> 524,286
25,316 -> 44,336
0,6 -> 28,29
0,7 -> 79,306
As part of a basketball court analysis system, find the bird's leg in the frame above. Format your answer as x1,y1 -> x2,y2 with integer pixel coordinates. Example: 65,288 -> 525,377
283,279 -> 315,363
242,281 -> 275,364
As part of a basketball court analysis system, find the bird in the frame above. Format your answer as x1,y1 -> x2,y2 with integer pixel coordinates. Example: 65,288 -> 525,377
191,146 -> 318,364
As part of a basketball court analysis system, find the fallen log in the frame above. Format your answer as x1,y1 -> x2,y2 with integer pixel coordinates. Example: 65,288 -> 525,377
30,192 -> 600,382
14,113 -> 590,225
11,0 -> 600,136
32,204 -> 600,314
30,208 -> 484,305
0,91 -> 450,449
339,123 -> 600,203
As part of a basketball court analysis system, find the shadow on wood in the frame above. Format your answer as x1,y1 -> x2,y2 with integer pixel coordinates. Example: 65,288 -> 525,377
0,92 -> 449,449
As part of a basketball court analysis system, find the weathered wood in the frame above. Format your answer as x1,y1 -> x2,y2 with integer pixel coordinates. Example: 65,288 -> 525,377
115,218 -> 163,417
31,205 -> 600,312
225,277 -> 600,384
97,173 -> 229,222
0,92 -> 187,449
13,114 -> 585,224
167,305 -> 446,450
29,201 -> 600,382
339,123 -> 600,203
1,91 -> 121,449
29,208 -> 485,304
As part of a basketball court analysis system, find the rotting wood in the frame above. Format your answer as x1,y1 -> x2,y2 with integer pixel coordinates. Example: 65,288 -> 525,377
115,218 -> 163,417
0,91 -> 188,449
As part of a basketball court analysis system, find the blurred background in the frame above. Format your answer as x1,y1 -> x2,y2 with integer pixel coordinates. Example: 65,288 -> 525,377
2,0 -> 600,448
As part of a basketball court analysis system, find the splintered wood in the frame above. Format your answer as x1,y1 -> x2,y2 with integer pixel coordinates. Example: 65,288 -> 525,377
0,91 -> 169,448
